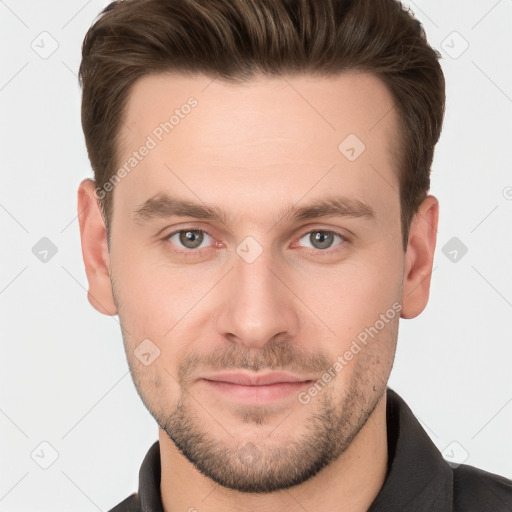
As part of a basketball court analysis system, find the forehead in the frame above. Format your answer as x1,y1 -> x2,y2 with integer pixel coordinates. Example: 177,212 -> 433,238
114,71 -> 400,222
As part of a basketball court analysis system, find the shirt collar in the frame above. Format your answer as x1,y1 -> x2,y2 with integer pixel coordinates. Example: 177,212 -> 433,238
134,387 -> 454,511
367,388 -> 453,511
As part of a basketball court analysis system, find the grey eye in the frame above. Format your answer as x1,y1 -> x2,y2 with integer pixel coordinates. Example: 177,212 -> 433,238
168,230 -> 211,250
298,230 -> 343,250
180,230 -> 204,249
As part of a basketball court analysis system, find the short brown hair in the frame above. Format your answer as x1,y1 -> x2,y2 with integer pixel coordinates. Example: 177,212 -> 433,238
79,0 -> 445,249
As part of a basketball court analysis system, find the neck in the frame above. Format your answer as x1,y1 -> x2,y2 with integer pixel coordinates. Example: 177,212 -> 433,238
160,392 -> 388,512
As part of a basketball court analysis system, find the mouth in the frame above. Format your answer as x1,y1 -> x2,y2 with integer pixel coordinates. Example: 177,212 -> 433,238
200,371 -> 314,404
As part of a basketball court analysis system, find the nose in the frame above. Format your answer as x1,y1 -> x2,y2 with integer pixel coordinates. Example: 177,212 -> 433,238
213,249 -> 301,350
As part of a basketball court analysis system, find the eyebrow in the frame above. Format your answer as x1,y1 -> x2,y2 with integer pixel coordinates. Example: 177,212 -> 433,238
133,194 -> 229,225
277,196 -> 375,223
133,193 -> 376,226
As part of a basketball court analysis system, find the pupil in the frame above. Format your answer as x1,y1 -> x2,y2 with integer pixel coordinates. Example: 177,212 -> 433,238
180,230 -> 203,249
311,231 -> 333,249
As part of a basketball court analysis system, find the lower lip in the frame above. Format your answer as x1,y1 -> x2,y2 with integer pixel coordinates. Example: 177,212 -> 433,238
202,379 -> 312,403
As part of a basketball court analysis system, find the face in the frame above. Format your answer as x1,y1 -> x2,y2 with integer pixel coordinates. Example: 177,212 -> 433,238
79,71 -> 437,493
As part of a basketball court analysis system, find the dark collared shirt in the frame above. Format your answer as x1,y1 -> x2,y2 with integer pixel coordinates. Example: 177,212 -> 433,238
110,388 -> 512,511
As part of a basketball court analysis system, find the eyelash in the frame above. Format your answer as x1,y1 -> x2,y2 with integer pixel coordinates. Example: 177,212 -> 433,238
164,229 -> 217,258
163,227 -> 349,256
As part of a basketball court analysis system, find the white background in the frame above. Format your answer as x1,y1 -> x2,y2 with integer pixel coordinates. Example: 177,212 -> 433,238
1,0 -> 511,510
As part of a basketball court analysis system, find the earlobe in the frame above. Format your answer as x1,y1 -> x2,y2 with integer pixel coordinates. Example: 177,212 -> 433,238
77,179 -> 117,316
400,195 -> 439,319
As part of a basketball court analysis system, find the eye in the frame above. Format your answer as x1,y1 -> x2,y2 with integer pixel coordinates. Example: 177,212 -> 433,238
167,229 -> 213,250
297,230 -> 345,250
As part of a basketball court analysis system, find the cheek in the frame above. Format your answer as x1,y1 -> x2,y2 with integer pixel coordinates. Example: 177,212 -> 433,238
111,246 -> 218,356
110,248 -> 168,341
313,268 -> 401,392
300,256 -> 401,330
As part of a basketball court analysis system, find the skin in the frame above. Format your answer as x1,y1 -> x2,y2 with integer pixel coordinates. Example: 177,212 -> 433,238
78,71 -> 438,512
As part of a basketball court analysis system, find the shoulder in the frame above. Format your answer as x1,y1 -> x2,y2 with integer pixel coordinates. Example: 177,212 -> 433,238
108,493 -> 140,512
452,463 -> 512,511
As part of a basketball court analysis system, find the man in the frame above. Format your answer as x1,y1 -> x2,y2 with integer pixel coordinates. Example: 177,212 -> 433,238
76,0 -> 512,510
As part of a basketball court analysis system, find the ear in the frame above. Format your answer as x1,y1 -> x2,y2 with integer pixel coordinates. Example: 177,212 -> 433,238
77,179 -> 117,316
401,195 -> 439,319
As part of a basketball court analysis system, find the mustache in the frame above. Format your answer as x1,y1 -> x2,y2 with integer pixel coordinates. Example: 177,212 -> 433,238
178,341 -> 331,385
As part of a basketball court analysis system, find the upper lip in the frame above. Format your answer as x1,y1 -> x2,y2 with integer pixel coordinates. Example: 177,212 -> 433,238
202,371 -> 313,386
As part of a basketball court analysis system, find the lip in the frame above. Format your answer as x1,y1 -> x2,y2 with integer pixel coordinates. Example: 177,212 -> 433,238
200,372 -> 314,404
201,371 -> 313,386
